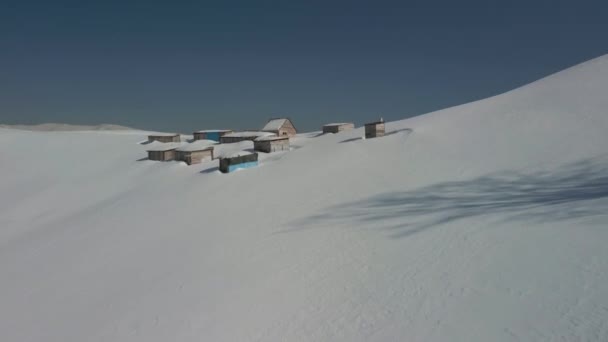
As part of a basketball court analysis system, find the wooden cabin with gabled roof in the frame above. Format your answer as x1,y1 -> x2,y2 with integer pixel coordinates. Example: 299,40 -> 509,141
262,118 -> 297,137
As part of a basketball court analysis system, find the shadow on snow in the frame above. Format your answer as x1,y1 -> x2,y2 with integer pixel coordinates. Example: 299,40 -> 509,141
291,157 -> 608,238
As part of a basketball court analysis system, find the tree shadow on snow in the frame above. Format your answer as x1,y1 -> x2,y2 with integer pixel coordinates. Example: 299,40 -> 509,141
290,157 -> 608,238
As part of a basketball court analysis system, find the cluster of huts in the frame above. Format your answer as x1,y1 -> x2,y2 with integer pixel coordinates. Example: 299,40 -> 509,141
146,117 -> 385,173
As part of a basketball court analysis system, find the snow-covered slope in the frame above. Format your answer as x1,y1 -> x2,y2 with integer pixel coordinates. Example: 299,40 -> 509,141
1,55 -> 608,342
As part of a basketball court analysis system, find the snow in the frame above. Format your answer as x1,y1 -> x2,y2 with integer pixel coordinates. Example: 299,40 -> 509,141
223,131 -> 276,138
145,142 -> 182,151
176,140 -> 217,151
254,135 -> 289,141
148,132 -> 180,137
222,151 -> 255,158
210,142 -> 260,159
262,118 -> 288,131
1,55 -> 608,341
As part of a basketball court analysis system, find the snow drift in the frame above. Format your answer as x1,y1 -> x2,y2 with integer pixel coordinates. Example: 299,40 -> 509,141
1,55 -> 608,341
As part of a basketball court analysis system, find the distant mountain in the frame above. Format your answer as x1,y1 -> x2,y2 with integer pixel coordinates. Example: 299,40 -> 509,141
0,123 -> 134,131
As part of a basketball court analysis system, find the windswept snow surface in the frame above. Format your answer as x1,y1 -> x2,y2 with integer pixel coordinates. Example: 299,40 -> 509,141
1,56 -> 608,341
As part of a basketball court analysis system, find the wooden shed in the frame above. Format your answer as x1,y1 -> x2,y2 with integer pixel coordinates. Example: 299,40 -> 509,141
254,136 -> 290,153
148,134 -> 181,143
323,122 -> 355,134
175,140 -> 214,165
262,118 -> 297,137
364,121 -> 385,139
147,145 -> 179,161
220,131 -> 276,144
219,152 -> 259,173
193,130 -> 233,142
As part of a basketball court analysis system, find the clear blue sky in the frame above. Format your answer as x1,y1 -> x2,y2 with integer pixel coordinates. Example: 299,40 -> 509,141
1,0 -> 607,132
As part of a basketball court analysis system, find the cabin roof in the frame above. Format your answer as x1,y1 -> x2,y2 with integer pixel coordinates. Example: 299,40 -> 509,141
148,133 -> 180,137
194,129 -> 233,133
223,131 -> 276,138
176,140 -> 216,152
146,142 -> 181,152
254,135 -> 290,142
262,118 -> 291,131
217,150 -> 254,159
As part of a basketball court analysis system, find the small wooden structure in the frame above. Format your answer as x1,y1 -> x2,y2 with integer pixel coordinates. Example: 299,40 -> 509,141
193,130 -> 233,142
148,134 -> 180,143
176,146 -> 214,165
220,131 -> 276,144
262,118 -> 297,137
364,121 -> 385,139
219,152 -> 259,173
323,122 -> 355,134
254,136 -> 290,153
147,145 -> 179,161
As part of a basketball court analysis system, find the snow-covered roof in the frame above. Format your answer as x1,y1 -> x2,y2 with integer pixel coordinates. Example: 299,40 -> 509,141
148,133 -> 180,137
254,135 -> 289,142
145,142 -> 182,151
176,140 -> 216,152
324,122 -> 354,127
223,131 -> 276,138
262,118 -> 289,131
215,150 -> 254,159
194,129 -> 233,133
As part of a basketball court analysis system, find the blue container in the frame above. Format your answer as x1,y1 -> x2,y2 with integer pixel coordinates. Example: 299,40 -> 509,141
220,153 -> 259,173
206,132 -> 221,142
227,161 -> 258,172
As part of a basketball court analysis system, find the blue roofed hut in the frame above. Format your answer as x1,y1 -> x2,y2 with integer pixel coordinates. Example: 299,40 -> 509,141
193,130 -> 234,142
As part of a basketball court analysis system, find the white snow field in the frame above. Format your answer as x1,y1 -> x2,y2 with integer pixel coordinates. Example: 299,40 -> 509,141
1,55 -> 608,342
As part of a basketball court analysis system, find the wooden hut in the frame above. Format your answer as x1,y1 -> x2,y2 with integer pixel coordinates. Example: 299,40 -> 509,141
254,136 -> 290,153
193,130 -> 233,142
146,145 -> 179,161
364,121 -> 385,139
176,146 -> 214,165
322,122 -> 355,134
220,131 -> 276,144
219,152 -> 259,173
262,118 -> 297,137
148,134 -> 180,143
